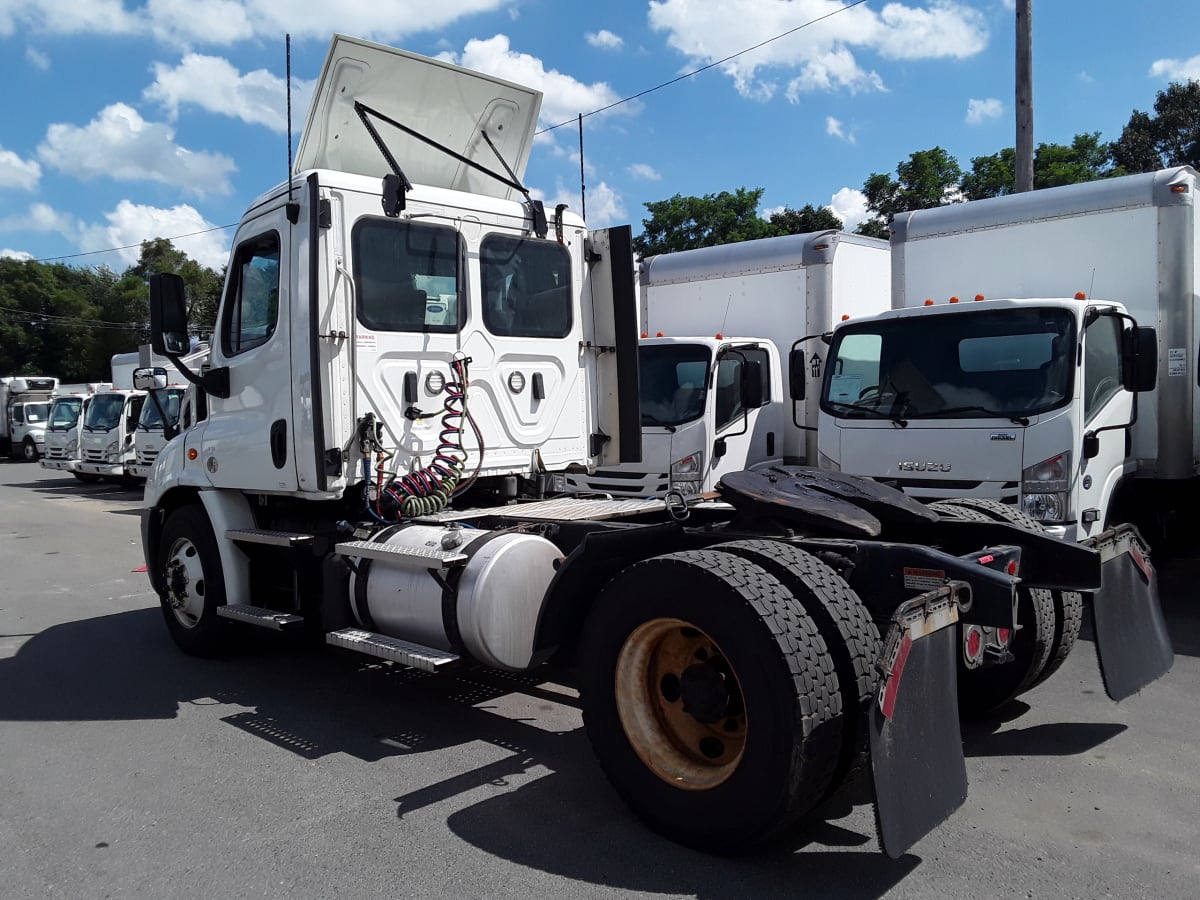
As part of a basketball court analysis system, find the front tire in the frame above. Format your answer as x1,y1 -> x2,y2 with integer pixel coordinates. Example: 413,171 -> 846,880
157,505 -> 229,657
21,438 -> 38,461
579,550 -> 843,852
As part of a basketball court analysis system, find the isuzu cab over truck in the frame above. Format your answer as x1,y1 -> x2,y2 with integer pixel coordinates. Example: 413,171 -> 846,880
819,167 -> 1198,546
0,376 -> 58,460
76,388 -> 146,483
566,232 -> 888,497
140,35 -> 1171,859
40,388 -> 109,481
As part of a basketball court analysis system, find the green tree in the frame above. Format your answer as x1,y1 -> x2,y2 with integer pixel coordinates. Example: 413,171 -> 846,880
1112,81 -> 1200,173
862,147 -> 964,224
633,188 -> 775,257
963,134 -> 1114,200
131,238 -> 224,328
768,204 -> 842,235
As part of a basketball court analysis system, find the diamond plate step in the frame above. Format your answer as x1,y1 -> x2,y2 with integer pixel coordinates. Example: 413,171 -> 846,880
216,604 -> 305,630
225,528 -> 316,547
335,539 -> 467,567
326,628 -> 459,671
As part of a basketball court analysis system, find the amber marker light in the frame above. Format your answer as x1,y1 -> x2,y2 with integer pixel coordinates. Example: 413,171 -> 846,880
924,299 -> 934,306
975,294 -> 985,301
188,448 -> 198,460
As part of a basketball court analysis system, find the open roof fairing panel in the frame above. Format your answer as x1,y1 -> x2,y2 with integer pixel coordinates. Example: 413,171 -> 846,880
294,35 -> 543,201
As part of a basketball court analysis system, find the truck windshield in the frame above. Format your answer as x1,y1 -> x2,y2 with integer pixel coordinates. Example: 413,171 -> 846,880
822,308 -> 1077,420
48,398 -> 82,430
83,394 -> 127,431
23,402 -> 51,423
639,344 -> 711,427
138,389 -> 184,430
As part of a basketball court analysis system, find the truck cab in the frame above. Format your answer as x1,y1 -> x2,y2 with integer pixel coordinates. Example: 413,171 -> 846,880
76,389 -> 147,483
566,335 -> 781,497
41,395 -> 86,474
817,297 -> 1156,542
129,386 -> 185,480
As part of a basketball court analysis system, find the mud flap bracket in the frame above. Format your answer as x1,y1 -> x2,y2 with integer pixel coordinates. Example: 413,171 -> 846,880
870,582 -> 969,859
1086,524 -> 1173,701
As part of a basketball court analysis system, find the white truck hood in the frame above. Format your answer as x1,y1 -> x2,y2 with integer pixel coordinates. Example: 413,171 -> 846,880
295,34 -> 542,201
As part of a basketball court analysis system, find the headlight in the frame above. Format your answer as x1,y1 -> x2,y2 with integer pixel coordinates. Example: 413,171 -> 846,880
1021,452 -> 1070,523
671,452 -> 703,480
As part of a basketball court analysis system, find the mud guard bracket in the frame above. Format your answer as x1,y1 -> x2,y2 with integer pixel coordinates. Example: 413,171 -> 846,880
1086,525 -> 1174,701
870,582 -> 969,859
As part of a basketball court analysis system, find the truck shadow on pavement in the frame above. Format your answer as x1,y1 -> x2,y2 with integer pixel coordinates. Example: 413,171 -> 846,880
0,608 -> 919,898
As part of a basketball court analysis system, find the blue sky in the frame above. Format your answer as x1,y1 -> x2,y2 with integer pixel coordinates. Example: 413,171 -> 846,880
2,0 -> 1199,273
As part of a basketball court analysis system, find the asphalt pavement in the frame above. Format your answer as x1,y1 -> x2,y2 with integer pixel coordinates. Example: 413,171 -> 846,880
0,462 -> 1196,899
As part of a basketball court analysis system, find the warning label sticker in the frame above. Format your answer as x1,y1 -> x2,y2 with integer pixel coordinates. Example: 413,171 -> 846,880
903,567 -> 946,591
356,332 -> 377,353
1168,347 -> 1186,377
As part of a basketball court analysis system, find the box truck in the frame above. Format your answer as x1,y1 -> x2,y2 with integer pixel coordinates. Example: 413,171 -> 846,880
818,166 -> 1196,547
40,384 -> 111,480
566,232 -> 889,497
0,376 -> 59,460
137,34 -> 1169,859
75,387 -> 147,483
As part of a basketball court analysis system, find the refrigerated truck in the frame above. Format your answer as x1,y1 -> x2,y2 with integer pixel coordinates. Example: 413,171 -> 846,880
567,232 -> 889,497
0,376 -> 58,460
818,166 -> 1196,546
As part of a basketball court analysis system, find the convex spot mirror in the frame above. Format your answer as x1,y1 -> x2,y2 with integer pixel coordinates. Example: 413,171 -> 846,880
134,367 -> 169,391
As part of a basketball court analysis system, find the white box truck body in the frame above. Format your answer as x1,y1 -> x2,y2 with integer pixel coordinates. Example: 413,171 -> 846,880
568,232 -> 889,497
817,166 -> 1195,543
0,376 -> 59,460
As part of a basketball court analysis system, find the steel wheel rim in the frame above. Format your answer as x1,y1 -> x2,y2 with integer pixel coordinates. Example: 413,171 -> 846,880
164,536 -> 207,628
614,617 -> 747,790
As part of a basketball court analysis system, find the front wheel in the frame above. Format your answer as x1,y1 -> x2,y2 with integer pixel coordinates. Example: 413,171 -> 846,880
579,550 -> 843,852
21,438 -> 38,461
157,505 -> 229,657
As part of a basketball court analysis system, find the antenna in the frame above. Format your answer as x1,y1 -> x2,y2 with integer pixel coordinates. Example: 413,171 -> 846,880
1089,267 -> 1096,299
719,292 -> 734,336
286,34 -> 294,205
578,114 -> 586,221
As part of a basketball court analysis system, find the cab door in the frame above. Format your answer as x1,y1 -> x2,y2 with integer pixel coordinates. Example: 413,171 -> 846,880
198,205 -> 297,492
707,344 -> 781,489
1077,313 -> 1133,538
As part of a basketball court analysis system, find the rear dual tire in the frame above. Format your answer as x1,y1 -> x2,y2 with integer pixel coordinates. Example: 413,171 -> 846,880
580,547 -> 868,851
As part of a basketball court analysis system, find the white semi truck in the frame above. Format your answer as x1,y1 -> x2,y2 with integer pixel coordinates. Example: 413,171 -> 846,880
0,376 -> 58,460
818,166 -> 1196,547
567,232 -> 889,497
138,35 -> 1171,858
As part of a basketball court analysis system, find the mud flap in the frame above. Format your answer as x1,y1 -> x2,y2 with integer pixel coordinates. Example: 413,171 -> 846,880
1087,525 -> 1174,701
870,583 -> 969,859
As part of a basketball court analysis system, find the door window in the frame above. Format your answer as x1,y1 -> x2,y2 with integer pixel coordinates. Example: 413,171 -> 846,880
222,232 -> 281,356
714,347 -> 770,432
1084,315 -> 1123,422
354,219 -> 463,332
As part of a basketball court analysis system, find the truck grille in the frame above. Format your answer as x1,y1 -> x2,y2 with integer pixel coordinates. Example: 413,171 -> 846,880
44,446 -> 71,460
83,449 -> 107,463
137,449 -> 159,465
565,470 -> 670,498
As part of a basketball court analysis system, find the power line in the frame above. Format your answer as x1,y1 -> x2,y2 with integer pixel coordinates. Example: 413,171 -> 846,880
24,3 -> 868,262
31,223 -> 238,264
537,0 -> 870,134
0,303 -> 146,329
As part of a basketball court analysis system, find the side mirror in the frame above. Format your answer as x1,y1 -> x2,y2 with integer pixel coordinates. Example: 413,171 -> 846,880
149,272 -> 191,356
134,367 -> 168,391
1123,325 -> 1158,393
712,437 -> 727,461
788,347 -> 806,401
741,360 -> 765,409
1083,432 -> 1100,460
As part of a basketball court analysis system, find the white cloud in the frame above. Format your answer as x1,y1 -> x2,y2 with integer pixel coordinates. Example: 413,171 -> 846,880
586,29 -> 624,50
965,97 -> 1003,125
825,116 -> 855,143
25,46 -> 49,70
78,200 -> 230,269
440,35 -> 638,130
628,162 -> 661,181
826,186 -> 870,232
1,249 -> 34,260
760,204 -> 787,219
1150,55 -> 1200,81
0,147 -> 42,190
145,54 -> 314,133
648,0 -> 987,99
1,0 -> 508,46
37,103 -> 237,195
536,179 -> 626,228
1078,71 -> 1094,85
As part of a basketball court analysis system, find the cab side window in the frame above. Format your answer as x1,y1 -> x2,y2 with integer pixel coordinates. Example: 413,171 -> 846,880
714,347 -> 770,431
1083,315 -> 1123,422
222,232 -> 281,356
481,235 -> 572,338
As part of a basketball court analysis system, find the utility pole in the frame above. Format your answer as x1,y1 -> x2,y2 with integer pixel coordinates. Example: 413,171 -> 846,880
1015,0 -> 1034,192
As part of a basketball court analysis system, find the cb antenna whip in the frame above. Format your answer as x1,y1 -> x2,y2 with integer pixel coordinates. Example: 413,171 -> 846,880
286,34 -> 294,205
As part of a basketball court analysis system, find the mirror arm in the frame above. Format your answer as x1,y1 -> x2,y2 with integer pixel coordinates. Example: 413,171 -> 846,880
163,354 -> 231,400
